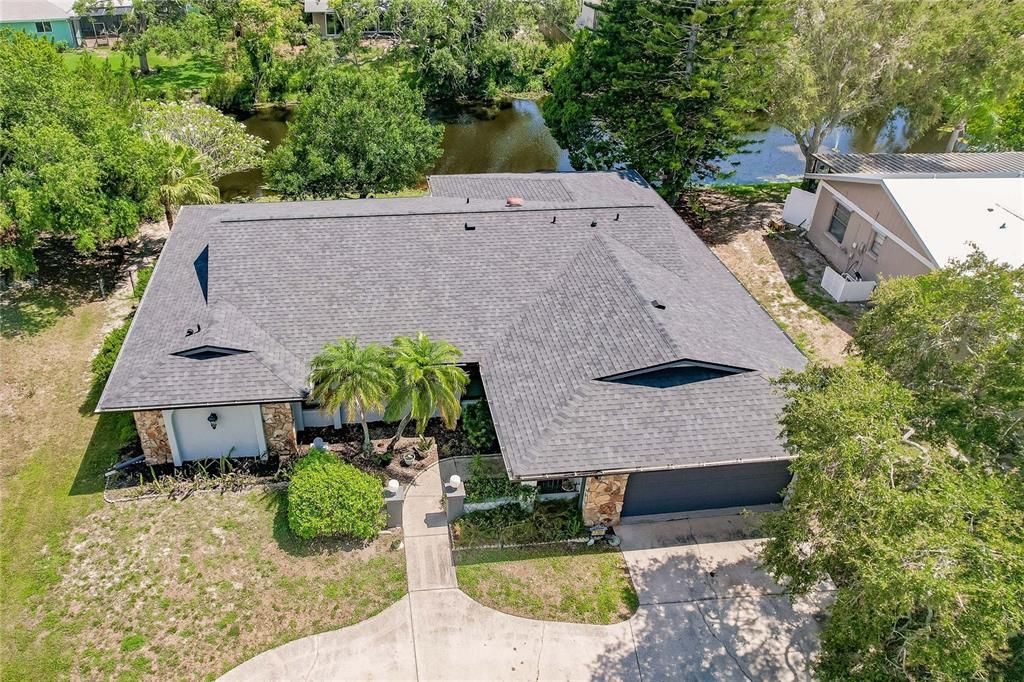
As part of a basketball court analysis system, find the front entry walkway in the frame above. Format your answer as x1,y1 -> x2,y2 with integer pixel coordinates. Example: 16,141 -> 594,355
221,466 -> 827,681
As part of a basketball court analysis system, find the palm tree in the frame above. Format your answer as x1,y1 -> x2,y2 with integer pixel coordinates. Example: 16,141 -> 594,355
158,144 -> 219,229
308,338 -> 395,455
385,333 -> 469,452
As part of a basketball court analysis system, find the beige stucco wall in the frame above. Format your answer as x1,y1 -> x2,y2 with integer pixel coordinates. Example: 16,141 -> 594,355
581,474 -> 629,526
806,180 -> 933,281
134,410 -> 172,465
260,402 -> 298,461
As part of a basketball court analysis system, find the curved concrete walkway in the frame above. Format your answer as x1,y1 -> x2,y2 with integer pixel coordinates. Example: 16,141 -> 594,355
221,465 -> 826,681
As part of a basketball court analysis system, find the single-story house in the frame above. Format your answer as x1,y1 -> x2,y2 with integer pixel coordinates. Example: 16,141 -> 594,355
304,0 -> 396,39
303,0 -> 340,38
1,0 -> 80,47
97,172 -> 807,525
783,152 -> 1024,299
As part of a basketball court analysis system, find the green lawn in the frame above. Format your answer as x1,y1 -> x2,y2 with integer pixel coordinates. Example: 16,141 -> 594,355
456,545 -> 638,625
704,181 -> 800,204
0,295 -> 133,680
34,491 -> 406,681
1,274 -> 405,680
62,49 -> 223,95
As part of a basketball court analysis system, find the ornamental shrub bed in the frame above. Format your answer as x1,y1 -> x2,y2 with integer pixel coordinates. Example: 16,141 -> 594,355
287,448 -> 386,540
463,454 -> 535,503
462,399 -> 498,452
452,499 -> 586,548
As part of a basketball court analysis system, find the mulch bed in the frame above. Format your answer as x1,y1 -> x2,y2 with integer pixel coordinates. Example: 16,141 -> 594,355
299,420 -> 477,484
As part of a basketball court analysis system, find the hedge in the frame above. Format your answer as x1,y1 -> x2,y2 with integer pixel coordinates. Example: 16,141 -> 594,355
287,448 -> 385,540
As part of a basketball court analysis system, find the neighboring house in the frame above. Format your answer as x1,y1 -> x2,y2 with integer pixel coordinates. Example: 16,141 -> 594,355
0,0 -> 80,47
97,172 -> 807,525
784,152 -> 1024,300
304,0 -> 394,39
304,0 -> 340,38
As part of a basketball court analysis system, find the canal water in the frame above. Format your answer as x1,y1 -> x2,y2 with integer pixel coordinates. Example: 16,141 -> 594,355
216,100 -> 950,200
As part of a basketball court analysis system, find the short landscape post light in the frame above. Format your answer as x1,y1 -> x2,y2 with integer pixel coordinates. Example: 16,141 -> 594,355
207,412 -> 218,430
387,479 -> 400,495
448,474 -> 461,489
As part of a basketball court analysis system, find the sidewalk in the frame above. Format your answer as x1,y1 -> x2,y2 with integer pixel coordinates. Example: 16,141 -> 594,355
402,463 -> 457,592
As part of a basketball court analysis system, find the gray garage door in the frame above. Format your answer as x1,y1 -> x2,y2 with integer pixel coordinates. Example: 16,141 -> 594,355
620,461 -> 792,517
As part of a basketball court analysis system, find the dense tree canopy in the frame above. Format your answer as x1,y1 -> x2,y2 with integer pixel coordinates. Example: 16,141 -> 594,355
265,68 -> 442,198
543,0 -> 784,203
141,101 -> 266,179
763,361 -> 1024,681
764,255 -> 1024,680
854,251 -> 1024,461
766,0 -> 1024,171
0,32 -> 163,275
387,0 -> 578,101
968,90 -> 1024,152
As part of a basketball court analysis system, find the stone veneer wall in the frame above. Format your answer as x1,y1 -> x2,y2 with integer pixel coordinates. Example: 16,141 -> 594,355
134,410 -> 172,465
261,402 -> 298,461
581,474 -> 630,526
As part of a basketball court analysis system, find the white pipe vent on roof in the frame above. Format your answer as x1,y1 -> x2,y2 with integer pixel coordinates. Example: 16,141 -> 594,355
506,197 -> 524,207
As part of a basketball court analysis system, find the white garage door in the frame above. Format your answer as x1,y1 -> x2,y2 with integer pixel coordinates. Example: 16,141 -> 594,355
170,405 -> 264,462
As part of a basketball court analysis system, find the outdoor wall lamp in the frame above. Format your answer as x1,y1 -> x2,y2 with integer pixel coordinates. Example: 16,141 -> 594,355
208,412 -> 219,429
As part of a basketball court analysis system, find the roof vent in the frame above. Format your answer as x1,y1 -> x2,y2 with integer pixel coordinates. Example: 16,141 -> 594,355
551,216 -> 557,224
590,220 -> 597,227
651,299 -> 666,310
506,197 -> 524,207
464,222 -> 476,231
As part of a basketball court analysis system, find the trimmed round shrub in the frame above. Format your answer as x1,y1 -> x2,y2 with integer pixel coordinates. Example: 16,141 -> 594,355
462,400 -> 498,452
287,448 -> 385,540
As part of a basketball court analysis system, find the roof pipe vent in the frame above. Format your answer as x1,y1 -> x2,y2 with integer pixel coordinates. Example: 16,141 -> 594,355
590,220 -> 597,227
551,216 -> 557,224
650,300 -> 666,310
464,222 -> 476,231
614,213 -> 620,221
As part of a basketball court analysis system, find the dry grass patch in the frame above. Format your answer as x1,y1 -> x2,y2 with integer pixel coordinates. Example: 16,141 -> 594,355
39,490 -> 406,681
456,545 -> 638,625
681,188 -> 866,364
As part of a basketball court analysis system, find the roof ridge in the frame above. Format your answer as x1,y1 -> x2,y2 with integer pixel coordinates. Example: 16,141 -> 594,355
597,233 -> 686,359
209,301 -> 308,392
499,236 -> 681,461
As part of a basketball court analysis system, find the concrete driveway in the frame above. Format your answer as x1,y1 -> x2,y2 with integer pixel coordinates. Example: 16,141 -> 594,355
618,513 -> 831,681
222,464 -> 827,681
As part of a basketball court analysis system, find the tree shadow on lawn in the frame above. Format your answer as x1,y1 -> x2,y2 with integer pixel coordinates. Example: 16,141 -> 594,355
585,545 -> 830,681
678,187 -> 789,247
264,489 -> 376,558
1,231 -> 159,339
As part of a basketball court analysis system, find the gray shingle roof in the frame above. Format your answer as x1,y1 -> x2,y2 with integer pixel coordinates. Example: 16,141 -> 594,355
813,152 -> 1024,176
99,172 -> 805,477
